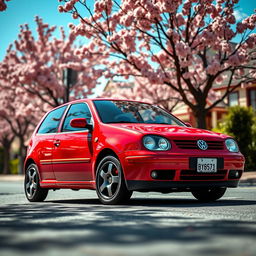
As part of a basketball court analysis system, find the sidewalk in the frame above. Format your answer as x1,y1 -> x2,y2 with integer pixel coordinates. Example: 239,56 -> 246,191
240,171 -> 256,186
0,172 -> 255,185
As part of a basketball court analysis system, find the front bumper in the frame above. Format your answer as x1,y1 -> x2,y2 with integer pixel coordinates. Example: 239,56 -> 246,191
122,152 -> 244,192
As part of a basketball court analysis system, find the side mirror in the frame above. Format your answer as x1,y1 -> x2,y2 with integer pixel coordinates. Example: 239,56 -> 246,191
185,122 -> 192,127
70,118 -> 92,130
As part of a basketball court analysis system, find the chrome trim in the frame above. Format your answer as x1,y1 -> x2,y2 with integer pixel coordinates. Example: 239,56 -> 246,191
40,157 -> 91,165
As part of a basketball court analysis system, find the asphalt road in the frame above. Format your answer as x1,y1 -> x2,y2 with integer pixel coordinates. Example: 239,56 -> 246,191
0,181 -> 255,256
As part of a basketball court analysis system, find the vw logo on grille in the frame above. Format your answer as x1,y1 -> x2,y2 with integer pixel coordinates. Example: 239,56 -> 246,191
197,140 -> 208,150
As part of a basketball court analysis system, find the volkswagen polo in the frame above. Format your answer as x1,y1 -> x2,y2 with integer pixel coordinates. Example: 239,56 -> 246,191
24,99 -> 245,204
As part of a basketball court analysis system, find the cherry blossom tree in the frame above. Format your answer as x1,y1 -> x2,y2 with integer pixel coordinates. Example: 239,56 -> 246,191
0,119 -> 15,174
0,16 -> 105,173
0,0 -> 10,11
0,16 -> 103,108
59,0 -> 256,128
0,80 -> 44,174
101,77 -> 181,112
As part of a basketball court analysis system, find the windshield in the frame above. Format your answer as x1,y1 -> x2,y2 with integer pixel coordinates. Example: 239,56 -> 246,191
93,100 -> 185,126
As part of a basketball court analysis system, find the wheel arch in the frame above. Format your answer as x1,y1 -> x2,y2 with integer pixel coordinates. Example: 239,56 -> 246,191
24,158 -> 36,172
94,148 -> 118,175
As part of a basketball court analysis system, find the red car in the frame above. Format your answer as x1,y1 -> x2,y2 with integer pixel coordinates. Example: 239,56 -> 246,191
24,99 -> 245,204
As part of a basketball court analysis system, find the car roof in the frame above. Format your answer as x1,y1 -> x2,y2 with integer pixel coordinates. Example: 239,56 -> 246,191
51,98 -> 152,110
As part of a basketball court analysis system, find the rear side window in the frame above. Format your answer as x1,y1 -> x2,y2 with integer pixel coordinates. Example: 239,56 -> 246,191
62,103 -> 92,132
37,106 -> 67,134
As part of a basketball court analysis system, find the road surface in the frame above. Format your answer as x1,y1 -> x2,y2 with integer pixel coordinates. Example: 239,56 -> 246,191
0,181 -> 255,256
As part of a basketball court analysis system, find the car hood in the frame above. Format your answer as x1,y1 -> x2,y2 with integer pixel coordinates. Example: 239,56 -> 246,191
109,123 -> 228,140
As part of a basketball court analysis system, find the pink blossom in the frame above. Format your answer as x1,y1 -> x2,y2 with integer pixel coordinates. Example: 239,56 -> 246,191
175,41 -> 191,58
206,60 -> 221,75
176,13 -> 185,26
226,15 -> 236,24
72,12 -> 78,19
236,22 -> 246,33
215,75 -> 224,84
183,72 -> 192,79
58,5 -> 64,13
0,0 -> 10,12
227,54 -> 241,66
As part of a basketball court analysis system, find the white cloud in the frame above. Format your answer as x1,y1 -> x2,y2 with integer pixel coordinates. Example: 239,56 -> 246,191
234,9 -> 248,21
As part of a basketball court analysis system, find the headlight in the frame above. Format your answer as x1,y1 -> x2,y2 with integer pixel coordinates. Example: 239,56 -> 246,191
143,135 -> 171,151
225,139 -> 239,153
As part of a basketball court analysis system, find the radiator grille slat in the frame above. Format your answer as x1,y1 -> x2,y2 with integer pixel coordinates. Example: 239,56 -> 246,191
174,140 -> 224,150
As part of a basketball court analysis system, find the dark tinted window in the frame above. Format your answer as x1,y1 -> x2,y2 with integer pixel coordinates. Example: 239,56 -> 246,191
62,103 -> 92,132
249,89 -> 256,110
93,100 -> 185,126
37,106 -> 67,134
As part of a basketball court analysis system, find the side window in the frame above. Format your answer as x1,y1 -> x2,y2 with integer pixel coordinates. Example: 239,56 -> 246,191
37,106 -> 67,134
62,103 -> 92,132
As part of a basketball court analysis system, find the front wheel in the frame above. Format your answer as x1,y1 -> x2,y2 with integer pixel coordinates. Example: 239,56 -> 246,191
191,187 -> 227,202
96,156 -> 132,205
24,163 -> 48,202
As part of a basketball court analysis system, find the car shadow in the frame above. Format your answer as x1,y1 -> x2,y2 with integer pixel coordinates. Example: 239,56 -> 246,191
47,197 -> 256,208
0,198 -> 255,255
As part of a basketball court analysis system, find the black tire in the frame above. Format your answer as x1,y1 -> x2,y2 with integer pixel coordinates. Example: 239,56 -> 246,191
96,155 -> 133,205
24,163 -> 48,202
191,187 -> 227,202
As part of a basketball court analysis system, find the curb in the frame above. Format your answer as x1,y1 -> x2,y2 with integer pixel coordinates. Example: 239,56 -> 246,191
0,175 -> 24,181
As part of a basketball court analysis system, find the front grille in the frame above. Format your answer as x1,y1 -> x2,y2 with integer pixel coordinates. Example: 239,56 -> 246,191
180,170 -> 227,180
174,140 -> 224,150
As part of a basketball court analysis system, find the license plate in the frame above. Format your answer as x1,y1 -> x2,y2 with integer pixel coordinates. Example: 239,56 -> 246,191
197,158 -> 217,173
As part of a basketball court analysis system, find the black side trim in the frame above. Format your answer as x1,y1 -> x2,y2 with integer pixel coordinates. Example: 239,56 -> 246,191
126,180 -> 239,192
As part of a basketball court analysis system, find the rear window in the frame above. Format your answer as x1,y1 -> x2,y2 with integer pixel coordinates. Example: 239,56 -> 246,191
37,106 -> 67,134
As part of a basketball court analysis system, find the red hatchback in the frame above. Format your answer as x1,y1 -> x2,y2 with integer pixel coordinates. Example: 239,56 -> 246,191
24,99 -> 245,204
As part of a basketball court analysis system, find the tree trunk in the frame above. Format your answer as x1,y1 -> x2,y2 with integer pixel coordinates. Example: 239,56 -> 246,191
2,139 -> 11,174
194,109 -> 207,129
17,136 -> 26,174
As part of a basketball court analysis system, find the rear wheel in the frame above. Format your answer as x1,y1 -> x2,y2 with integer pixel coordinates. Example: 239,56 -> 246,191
191,187 -> 227,202
96,156 -> 132,205
24,163 -> 48,202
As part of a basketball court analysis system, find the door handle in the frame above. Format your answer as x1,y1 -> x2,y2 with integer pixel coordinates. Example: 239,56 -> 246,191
54,140 -> 60,147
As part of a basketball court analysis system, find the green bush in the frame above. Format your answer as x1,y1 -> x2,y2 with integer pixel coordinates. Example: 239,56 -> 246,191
9,158 -> 19,174
214,106 -> 256,171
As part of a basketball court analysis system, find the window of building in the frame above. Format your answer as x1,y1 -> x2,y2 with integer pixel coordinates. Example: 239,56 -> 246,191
248,88 -> 256,110
228,91 -> 239,106
62,103 -> 92,132
37,106 -> 67,134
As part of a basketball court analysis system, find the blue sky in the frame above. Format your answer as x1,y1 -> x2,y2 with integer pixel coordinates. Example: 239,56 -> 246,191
0,0 -> 255,94
0,0 -> 91,61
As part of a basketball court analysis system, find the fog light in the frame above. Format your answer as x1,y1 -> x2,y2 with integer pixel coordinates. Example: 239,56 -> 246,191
228,170 -> 242,179
151,171 -> 158,179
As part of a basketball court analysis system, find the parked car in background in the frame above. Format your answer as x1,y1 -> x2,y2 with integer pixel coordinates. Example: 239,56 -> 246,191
24,99 -> 245,204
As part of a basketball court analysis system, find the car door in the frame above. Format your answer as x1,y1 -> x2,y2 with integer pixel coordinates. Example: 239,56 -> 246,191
36,106 -> 67,181
52,102 -> 93,181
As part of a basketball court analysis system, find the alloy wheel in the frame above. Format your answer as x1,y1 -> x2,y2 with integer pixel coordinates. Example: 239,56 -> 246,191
98,160 -> 121,199
25,166 -> 38,199
24,163 -> 48,202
